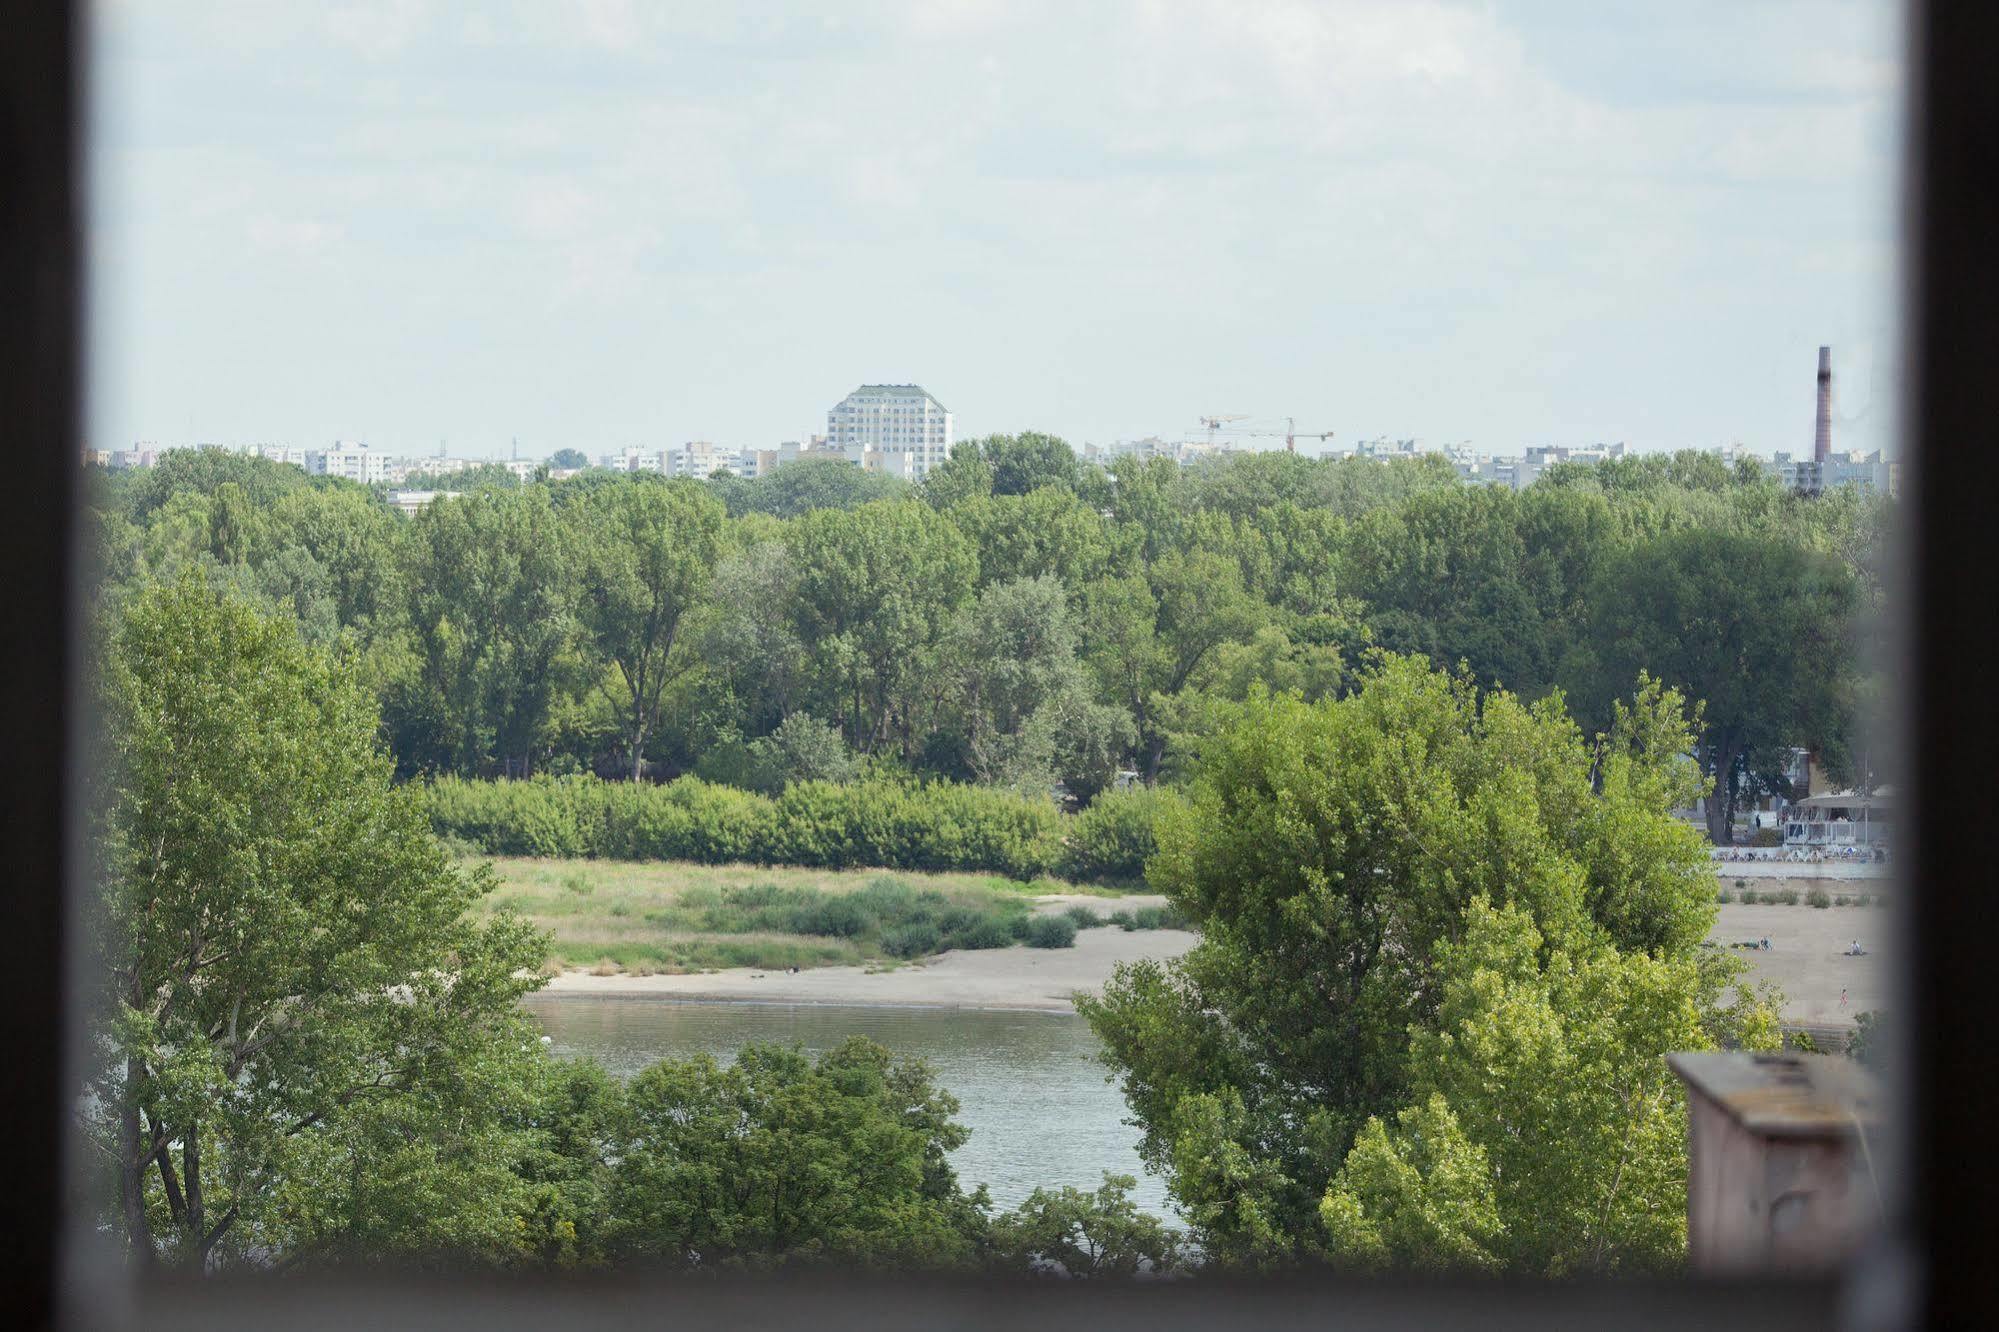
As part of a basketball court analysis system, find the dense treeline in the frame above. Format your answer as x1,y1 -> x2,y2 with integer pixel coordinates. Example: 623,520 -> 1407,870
86,435 -> 1883,841
423,774 -> 1166,884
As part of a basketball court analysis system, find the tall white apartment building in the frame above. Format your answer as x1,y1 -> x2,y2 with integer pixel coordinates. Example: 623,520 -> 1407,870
826,384 -> 953,478
308,442 -> 391,485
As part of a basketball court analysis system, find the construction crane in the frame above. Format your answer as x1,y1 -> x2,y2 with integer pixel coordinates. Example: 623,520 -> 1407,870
1198,414 -> 1250,448
1197,415 -> 1335,453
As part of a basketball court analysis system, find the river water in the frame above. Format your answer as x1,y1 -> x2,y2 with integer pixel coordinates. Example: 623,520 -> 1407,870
523,995 -> 1170,1217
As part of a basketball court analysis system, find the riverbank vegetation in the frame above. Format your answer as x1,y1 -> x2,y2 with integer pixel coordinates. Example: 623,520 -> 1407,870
86,439 -> 1881,848
474,857 -> 1170,972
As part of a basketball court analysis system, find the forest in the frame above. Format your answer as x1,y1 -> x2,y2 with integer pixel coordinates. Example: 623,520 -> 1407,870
86,433 -> 1882,848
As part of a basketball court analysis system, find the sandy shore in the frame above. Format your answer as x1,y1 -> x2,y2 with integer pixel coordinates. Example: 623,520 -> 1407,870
1708,900 -> 1893,1028
540,894 -> 1191,1012
538,889 -> 1891,1023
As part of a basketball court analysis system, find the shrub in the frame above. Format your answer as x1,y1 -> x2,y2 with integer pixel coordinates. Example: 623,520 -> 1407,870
881,921 -> 943,959
1128,904 -> 1189,930
1738,889 -> 1759,905
943,917 -> 1014,951
1751,827 -> 1783,847
1063,788 -> 1177,886
1064,904 -> 1103,929
789,895 -> 870,938
1007,915 -> 1032,941
1807,888 -> 1832,909
1109,910 -> 1137,931
1716,889 -> 1733,904
1773,888 -> 1800,906
1024,915 -> 1078,949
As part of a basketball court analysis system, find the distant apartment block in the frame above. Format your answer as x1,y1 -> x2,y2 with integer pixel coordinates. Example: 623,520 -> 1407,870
827,384 -> 953,478
1772,449 -> 1900,498
385,489 -> 461,517
308,442 -> 391,485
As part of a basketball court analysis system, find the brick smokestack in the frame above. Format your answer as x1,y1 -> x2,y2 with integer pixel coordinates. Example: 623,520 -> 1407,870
1814,345 -> 1832,463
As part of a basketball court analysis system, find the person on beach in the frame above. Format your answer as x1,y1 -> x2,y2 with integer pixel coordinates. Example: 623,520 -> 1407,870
1840,988 -> 1849,1009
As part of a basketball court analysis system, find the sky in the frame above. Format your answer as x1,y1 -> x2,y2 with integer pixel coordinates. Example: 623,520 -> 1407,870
90,0 -> 1905,460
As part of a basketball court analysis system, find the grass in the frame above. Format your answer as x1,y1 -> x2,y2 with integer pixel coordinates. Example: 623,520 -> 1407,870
471,856 -> 1121,974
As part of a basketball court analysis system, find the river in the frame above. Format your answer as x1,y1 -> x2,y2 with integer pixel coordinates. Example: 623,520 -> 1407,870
524,995 -> 1173,1218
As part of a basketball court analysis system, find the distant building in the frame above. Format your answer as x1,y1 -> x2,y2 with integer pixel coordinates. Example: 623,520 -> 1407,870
1772,449 -> 1899,497
664,441 -> 751,479
249,444 -> 310,469
308,442 -> 391,485
385,489 -> 461,516
826,384 -> 953,478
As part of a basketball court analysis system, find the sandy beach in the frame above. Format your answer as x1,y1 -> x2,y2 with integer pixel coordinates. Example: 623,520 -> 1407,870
539,883 -> 1894,1022
540,894 -> 1193,1012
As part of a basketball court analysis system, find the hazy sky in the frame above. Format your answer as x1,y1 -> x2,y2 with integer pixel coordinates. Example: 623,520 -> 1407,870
91,1 -> 1905,459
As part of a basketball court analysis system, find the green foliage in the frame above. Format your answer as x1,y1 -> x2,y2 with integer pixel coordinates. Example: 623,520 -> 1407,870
1025,915 -> 1078,949
1064,905 -> 1104,929
422,774 -> 1071,881
1080,657 -> 1772,1273
1807,888 -> 1832,908
608,1038 -> 986,1269
1319,1094 -> 1503,1273
87,577 -> 548,1270
881,921 -> 944,959
991,1172 -> 1184,1278
1064,787 -> 1177,886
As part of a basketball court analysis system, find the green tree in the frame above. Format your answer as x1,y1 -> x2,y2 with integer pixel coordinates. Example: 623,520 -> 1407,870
949,575 -> 1130,790
396,488 -> 577,775
547,448 -> 591,470
992,1173 -> 1184,1278
789,501 -> 976,756
571,478 -> 725,779
728,457 -> 908,518
609,1038 -> 987,1269
1580,528 -> 1859,843
1079,656 -> 1746,1268
1318,1094 -> 1503,1273
86,577 -> 548,1271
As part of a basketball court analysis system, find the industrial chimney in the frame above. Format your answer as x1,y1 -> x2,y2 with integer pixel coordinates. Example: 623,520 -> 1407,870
1814,346 -> 1832,464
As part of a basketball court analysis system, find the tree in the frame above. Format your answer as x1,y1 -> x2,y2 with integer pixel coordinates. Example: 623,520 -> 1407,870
748,712 -> 862,789
726,457 -> 908,518
1322,899 -> 1775,1276
1079,656 -> 1747,1269
395,488 -> 577,775
608,1038 -> 988,1270
949,575 -> 1127,790
547,448 -> 590,470
571,478 -> 725,779
85,577 -> 547,1271
789,501 -> 975,756
1581,529 -> 1858,843
992,1173 -> 1184,1278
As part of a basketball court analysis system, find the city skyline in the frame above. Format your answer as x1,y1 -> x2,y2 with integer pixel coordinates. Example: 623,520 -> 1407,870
92,2 -> 1902,459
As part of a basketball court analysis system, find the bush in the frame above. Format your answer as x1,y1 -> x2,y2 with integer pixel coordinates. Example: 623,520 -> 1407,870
1751,827 -> 1783,847
1064,904 -> 1103,929
1773,888 -> 1800,906
1109,910 -> 1137,931
1807,888 -> 1832,909
943,917 -> 1014,951
880,921 -> 943,959
790,895 -> 870,938
1007,915 -> 1032,941
421,774 -> 1075,880
1738,889 -> 1759,905
1062,788 -> 1177,886
1716,889 -> 1733,904
1024,915 -> 1077,949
